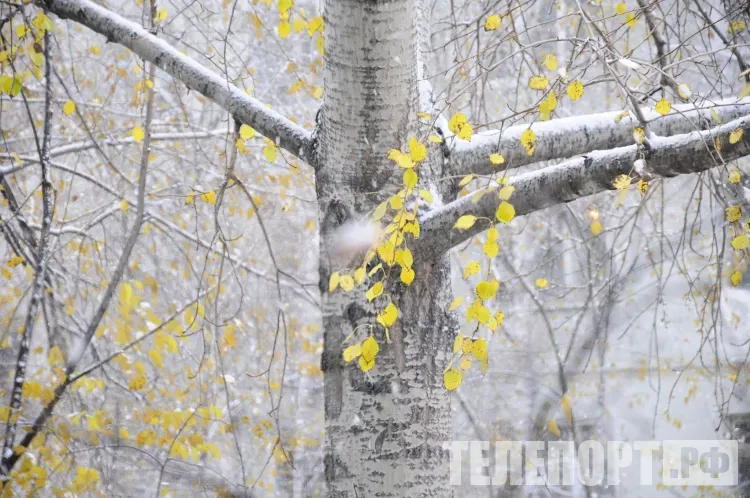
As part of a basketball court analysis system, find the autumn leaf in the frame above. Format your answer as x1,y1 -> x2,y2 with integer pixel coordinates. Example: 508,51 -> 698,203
566,80 -> 584,101
454,215 -> 477,229
484,14 -> 501,31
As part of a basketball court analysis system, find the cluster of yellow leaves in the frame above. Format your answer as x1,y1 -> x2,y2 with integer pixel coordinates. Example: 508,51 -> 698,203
343,336 -> 380,372
334,138 -> 432,373
11,457 -> 48,491
448,112 -> 472,141
71,467 -> 100,494
443,335 -> 489,390
274,0 -> 325,55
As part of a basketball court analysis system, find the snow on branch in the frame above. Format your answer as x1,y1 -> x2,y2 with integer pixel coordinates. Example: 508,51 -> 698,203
37,0 -> 312,159
418,114 -> 750,260
447,99 -> 750,178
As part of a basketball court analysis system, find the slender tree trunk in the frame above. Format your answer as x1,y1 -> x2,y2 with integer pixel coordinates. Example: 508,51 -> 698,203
315,0 -> 455,495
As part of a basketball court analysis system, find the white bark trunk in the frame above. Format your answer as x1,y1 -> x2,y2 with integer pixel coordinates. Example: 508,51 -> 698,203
315,0 -> 454,495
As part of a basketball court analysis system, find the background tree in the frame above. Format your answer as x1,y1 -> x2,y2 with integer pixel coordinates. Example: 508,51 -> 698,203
2,0 -> 750,496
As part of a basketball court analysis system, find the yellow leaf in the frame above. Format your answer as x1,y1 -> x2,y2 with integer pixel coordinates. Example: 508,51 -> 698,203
615,2 -> 627,14
463,261 -> 480,280
543,53 -> 558,71
359,355 -> 374,372
263,143 -> 278,162
428,135 -> 443,144
154,7 -> 168,23
354,266 -> 366,284
448,112 -> 472,141
730,128 -> 744,144
339,275 -> 354,292
460,356 -> 472,370
490,153 -> 505,165
278,21 -> 291,38
409,137 -> 427,162
239,124 -> 256,139
520,128 -> 536,156
633,127 -> 646,145
454,215 -> 477,230
449,296 -> 464,311
484,14 -> 501,31
343,342 -> 362,362
590,220 -> 603,235
548,419 -> 561,437
626,12 -> 636,28
732,234 -> 750,250
132,125 -> 145,142
495,201 -> 515,223
128,375 -> 147,391
63,100 -> 76,116
655,98 -> 671,116
443,368 -> 463,391
361,336 -> 380,362
307,16 -> 324,35
366,282 -> 383,301
529,76 -> 549,90
201,190 -> 217,204
400,266 -> 415,285
498,185 -> 515,201
566,80 -> 584,101
419,189 -> 434,205
677,83 -> 692,100
729,169 -> 742,184
6,256 -> 23,268
459,174 -> 475,187
329,272 -> 340,292
476,280 -> 498,301
561,393 -> 572,423
373,201 -> 388,221
403,169 -> 418,189
148,349 -> 163,369
120,199 -> 129,211
388,149 -> 415,168
376,303 -> 398,328
535,278 -> 549,289
483,239 -> 499,258
613,174 -> 632,190
471,338 -> 488,360
726,205 -> 742,223
315,35 -> 325,57
417,112 -> 431,120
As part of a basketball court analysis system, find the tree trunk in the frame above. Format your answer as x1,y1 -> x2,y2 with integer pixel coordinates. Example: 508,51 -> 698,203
315,0 -> 455,495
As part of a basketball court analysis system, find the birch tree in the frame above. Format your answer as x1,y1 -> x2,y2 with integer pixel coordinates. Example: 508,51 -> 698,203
3,0 -> 750,496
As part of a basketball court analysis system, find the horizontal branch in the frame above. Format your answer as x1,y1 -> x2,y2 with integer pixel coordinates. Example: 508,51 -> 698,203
37,0 -> 312,159
448,99 -> 750,178
418,114 -> 750,259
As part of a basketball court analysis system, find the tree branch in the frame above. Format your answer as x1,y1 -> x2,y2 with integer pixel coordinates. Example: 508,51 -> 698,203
418,114 -> 750,259
447,99 -> 750,178
36,0 -> 313,160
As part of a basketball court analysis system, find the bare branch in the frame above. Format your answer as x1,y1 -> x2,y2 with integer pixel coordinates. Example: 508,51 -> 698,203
36,0 -> 313,160
447,99 -> 750,178
419,114 -> 750,259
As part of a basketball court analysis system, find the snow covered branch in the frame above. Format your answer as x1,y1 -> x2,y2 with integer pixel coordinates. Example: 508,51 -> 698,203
447,99 -> 750,178
37,0 -> 312,159
418,114 -> 750,260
